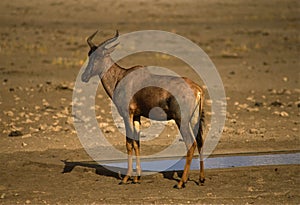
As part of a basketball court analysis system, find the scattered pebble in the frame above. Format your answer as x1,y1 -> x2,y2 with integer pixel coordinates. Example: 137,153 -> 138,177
22,134 -> 32,138
4,110 -> 14,117
39,124 -> 48,131
56,83 -> 73,91
254,102 -> 263,107
247,107 -> 259,112
230,119 -> 237,123
99,122 -> 109,128
273,111 -> 289,117
236,128 -> 246,135
66,117 -> 73,125
269,89 -> 291,95
247,186 -> 254,192
22,142 -> 28,147
52,125 -> 62,132
221,52 -> 240,58
249,128 -> 259,134
29,127 -> 39,133
246,96 -> 255,102
270,101 -> 283,107
279,111 -> 289,117
238,104 -> 248,109
248,128 -> 266,134
104,126 -> 115,133
42,99 -> 50,107
282,77 -> 288,82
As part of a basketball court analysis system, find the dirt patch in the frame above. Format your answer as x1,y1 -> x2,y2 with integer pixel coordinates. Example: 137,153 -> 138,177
0,0 -> 299,204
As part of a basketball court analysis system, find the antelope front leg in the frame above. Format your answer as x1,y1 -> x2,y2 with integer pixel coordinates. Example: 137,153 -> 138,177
133,121 -> 141,184
175,142 -> 197,189
120,137 -> 133,184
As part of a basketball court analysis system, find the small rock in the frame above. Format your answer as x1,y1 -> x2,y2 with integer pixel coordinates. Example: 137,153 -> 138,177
282,77 -> 288,82
221,52 -> 240,58
56,83 -> 73,91
99,122 -> 109,128
236,128 -> 246,135
56,112 -> 66,118
25,119 -> 33,123
270,101 -> 283,107
246,96 -> 255,102
8,130 -> 23,137
22,142 -> 28,147
25,199 -> 31,204
249,128 -> 259,134
230,119 -> 237,123
280,111 -> 289,117
66,117 -> 73,125
4,110 -> 14,117
254,102 -> 263,107
285,89 -> 292,95
206,193 -> 213,197
0,193 -> 5,199
52,120 -> 59,126
61,107 -> 69,115
29,127 -> 39,133
238,103 -> 248,109
52,125 -> 62,132
104,126 -> 115,133
248,186 -> 254,192
42,99 -> 50,107
39,124 -> 48,131
22,134 -> 32,138
247,107 -> 259,112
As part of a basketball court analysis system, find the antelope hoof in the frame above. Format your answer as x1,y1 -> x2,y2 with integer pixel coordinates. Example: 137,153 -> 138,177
199,178 -> 205,186
119,181 -> 128,185
173,182 -> 186,189
119,175 -> 131,185
132,176 -> 141,184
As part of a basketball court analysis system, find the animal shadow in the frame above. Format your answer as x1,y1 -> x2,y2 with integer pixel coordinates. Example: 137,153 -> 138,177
61,160 -> 191,184
61,160 -> 125,180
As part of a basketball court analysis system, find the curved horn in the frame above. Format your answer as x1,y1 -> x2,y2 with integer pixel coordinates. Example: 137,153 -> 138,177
98,30 -> 119,48
87,30 -> 98,48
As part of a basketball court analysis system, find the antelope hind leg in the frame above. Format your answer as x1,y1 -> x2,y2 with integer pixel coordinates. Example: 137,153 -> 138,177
133,121 -> 141,184
175,142 -> 196,189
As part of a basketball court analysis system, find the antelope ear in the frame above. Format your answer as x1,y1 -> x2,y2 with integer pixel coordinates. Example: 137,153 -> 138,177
106,43 -> 119,54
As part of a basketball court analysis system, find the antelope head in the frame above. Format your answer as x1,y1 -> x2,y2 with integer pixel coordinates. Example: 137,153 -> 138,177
81,30 -> 119,83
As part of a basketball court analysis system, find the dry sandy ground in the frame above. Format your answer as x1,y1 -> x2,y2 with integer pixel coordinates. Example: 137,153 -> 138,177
0,0 -> 299,204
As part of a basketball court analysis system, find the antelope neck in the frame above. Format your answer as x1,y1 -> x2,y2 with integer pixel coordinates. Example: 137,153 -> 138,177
99,57 -> 126,99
